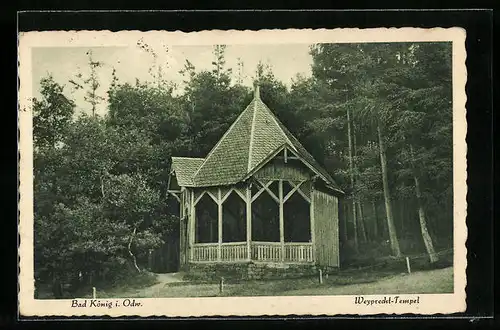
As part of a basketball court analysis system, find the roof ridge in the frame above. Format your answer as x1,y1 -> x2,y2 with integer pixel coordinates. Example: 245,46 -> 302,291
256,98 -> 297,152
192,100 -> 254,182
172,156 -> 204,160
253,99 -> 341,190
247,98 -> 258,172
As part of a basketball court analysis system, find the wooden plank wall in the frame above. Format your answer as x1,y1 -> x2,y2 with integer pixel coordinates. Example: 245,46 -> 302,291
313,190 -> 340,268
254,162 -> 311,181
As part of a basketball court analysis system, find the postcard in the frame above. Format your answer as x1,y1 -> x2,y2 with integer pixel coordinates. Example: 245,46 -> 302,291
18,27 -> 467,317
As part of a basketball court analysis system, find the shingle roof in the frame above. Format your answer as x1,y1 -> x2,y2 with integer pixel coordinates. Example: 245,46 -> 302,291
191,101 -> 254,186
172,88 -> 342,193
170,157 -> 205,186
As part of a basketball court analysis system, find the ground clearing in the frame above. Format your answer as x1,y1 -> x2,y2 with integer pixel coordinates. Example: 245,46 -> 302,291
92,266 -> 453,298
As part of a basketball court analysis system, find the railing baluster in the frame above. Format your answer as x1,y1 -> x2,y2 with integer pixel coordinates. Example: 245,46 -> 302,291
195,242 -> 315,263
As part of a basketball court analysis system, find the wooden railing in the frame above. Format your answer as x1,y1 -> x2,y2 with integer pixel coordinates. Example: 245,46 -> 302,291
192,243 -> 218,262
284,242 -> 314,262
251,242 -> 282,262
191,242 -> 314,263
220,242 -> 248,261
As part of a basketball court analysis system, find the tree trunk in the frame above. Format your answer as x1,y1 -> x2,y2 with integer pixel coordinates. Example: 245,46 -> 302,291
352,117 -> 367,243
128,226 -> 141,272
372,200 -> 379,240
400,199 -> 405,238
357,201 -> 367,242
52,274 -> 63,299
377,124 -> 401,257
342,202 -> 348,242
351,199 -> 358,249
346,107 -> 358,251
410,145 -> 439,263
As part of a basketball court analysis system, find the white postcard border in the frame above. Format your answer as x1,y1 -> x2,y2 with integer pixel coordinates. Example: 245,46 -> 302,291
18,27 -> 467,317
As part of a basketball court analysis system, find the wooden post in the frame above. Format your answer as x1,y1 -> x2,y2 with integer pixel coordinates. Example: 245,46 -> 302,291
279,180 -> 285,262
310,186 -> 316,262
92,287 -> 96,299
246,185 -> 252,261
148,249 -> 153,271
190,190 -> 195,261
319,269 -> 323,284
406,257 -> 411,274
219,277 -> 224,294
218,188 -> 222,261
179,190 -> 184,266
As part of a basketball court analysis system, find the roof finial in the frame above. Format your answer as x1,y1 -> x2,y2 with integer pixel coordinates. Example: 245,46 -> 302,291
254,83 -> 260,99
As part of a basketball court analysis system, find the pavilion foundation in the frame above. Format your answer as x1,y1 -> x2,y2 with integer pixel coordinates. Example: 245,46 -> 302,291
183,261 -> 320,282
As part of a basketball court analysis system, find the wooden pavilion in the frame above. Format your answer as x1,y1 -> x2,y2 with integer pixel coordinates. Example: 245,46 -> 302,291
167,86 -> 344,274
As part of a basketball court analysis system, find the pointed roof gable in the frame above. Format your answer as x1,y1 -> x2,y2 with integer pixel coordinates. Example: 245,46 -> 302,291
171,157 -> 205,186
176,87 -> 342,193
191,100 -> 254,186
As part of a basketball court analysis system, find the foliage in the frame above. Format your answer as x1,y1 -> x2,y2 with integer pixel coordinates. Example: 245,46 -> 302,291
33,75 -> 75,149
33,42 -> 454,296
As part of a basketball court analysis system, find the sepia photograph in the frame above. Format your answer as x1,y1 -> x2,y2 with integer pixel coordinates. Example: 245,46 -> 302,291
18,28 -> 467,317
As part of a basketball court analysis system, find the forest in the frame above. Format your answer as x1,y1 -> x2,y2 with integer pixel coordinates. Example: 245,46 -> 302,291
32,42 -> 453,297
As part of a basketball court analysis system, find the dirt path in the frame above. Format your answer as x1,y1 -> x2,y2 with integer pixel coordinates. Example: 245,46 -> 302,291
140,272 -> 186,297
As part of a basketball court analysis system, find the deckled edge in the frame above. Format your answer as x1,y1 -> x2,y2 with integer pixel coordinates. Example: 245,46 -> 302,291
18,27 -> 468,318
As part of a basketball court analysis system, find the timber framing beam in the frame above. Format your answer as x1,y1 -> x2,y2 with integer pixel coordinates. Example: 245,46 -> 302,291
190,190 -> 195,261
261,182 -> 279,203
246,186 -> 252,260
289,180 -> 311,203
221,187 -> 246,203
283,180 -> 307,203
310,188 -> 316,260
207,190 -> 218,204
169,191 -> 181,203
217,188 -> 222,261
194,189 -> 219,206
251,180 -> 278,203
194,191 -> 206,206
279,180 -> 285,261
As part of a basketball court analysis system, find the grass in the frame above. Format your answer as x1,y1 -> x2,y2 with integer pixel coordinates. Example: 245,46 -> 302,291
284,267 -> 454,296
37,271 -> 160,299
93,266 -> 453,298
36,254 -> 454,299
